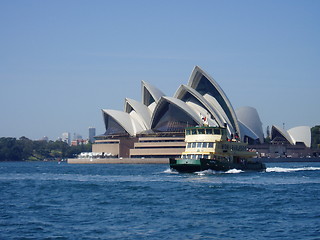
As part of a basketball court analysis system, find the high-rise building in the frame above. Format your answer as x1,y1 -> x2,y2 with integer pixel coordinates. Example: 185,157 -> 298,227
89,127 -> 96,143
62,132 -> 71,145
73,133 -> 83,141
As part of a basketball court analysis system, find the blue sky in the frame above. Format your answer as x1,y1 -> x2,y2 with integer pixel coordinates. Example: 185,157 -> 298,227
1,0 -> 319,140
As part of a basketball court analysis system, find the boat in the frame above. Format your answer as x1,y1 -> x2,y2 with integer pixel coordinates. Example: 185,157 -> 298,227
169,125 -> 266,173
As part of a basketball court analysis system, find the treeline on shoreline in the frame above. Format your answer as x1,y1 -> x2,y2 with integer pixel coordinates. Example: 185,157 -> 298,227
0,137 -> 91,161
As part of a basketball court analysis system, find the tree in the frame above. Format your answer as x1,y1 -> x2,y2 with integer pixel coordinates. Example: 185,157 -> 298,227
19,136 -> 33,160
311,125 -> 320,149
0,137 -> 92,161
0,137 -> 23,161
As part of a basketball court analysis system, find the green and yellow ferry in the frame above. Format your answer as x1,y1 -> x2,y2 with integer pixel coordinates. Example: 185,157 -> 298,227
169,126 -> 266,173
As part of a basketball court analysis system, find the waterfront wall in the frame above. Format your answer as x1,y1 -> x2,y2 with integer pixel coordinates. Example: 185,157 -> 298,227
68,158 -> 169,164
259,157 -> 320,163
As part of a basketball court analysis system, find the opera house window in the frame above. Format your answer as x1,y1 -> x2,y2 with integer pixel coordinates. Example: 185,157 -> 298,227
104,116 -> 127,135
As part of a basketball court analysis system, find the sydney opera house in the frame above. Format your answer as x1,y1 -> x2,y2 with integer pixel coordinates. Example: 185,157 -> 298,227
267,125 -> 312,157
92,66 -> 311,158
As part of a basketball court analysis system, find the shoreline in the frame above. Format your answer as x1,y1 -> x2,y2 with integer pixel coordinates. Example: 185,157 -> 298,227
67,158 -> 169,164
67,157 -> 320,164
258,157 -> 320,163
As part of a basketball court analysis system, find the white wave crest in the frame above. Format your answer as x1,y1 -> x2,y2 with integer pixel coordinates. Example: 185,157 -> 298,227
163,168 -> 178,174
195,169 -> 216,175
226,169 -> 243,174
195,169 -> 244,175
266,167 -> 320,173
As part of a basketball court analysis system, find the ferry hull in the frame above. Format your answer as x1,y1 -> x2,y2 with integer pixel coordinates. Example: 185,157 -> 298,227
200,159 -> 266,172
169,158 -> 201,173
170,158 -> 266,173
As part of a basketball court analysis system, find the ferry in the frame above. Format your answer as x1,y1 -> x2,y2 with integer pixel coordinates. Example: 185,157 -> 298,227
169,125 -> 266,173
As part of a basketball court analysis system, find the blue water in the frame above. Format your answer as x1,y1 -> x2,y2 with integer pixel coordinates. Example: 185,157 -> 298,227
1,162 -> 320,240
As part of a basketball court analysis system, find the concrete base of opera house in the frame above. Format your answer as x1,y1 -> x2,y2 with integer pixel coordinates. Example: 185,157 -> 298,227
67,158 -> 169,164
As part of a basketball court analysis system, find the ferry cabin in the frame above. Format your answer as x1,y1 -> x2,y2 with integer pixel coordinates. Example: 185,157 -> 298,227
180,126 -> 256,162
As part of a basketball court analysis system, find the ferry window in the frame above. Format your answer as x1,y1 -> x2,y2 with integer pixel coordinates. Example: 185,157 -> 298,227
191,154 -> 196,159
192,142 -> 196,148
187,143 -> 191,148
206,129 -> 212,134
198,129 -> 205,134
186,130 -> 190,135
203,155 -> 209,159
196,154 -> 201,159
203,142 -> 208,148
197,142 -> 202,148
192,129 -> 197,135
214,129 -> 220,134
208,142 -> 214,148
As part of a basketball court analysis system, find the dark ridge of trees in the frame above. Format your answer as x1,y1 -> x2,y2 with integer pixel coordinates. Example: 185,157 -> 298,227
311,125 -> 320,149
0,137 -> 91,161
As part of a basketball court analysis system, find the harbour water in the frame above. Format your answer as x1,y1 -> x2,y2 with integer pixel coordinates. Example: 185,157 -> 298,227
1,161 -> 320,240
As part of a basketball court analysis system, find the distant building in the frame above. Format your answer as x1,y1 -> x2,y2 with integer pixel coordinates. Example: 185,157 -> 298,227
71,139 -> 89,146
73,133 -> 83,141
88,127 -> 96,143
62,132 -> 71,145
270,125 -> 311,147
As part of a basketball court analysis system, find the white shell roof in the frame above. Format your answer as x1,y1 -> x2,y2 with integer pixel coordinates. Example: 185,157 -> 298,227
174,84 -> 225,127
124,98 -> 152,129
102,109 -> 145,136
236,106 -> 264,143
272,125 -> 295,145
238,121 -> 260,141
288,126 -> 311,148
202,93 -> 234,134
272,125 -> 311,147
141,80 -> 165,106
151,96 -> 202,127
187,66 -> 240,137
